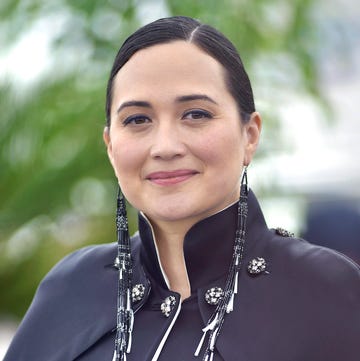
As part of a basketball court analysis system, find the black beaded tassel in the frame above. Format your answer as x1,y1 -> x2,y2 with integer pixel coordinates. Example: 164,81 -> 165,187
194,167 -> 249,361
112,188 -> 134,361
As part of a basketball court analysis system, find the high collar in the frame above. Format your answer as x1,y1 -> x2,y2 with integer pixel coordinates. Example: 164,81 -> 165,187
138,189 -> 268,293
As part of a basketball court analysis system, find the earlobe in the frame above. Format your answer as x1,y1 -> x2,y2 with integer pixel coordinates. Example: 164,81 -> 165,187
244,112 -> 262,166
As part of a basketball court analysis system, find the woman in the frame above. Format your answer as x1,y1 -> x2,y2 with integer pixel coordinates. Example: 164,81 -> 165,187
4,16 -> 359,361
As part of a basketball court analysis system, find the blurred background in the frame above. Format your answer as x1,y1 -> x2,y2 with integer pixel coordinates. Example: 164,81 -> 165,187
0,0 -> 359,357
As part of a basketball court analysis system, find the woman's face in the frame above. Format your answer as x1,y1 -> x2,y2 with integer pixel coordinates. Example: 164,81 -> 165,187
104,41 -> 260,229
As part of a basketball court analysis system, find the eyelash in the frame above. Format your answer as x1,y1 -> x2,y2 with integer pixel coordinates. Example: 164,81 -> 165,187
122,114 -> 151,126
182,109 -> 213,120
122,109 -> 213,126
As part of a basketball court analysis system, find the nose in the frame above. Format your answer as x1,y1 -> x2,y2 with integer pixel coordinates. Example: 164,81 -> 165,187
149,122 -> 187,160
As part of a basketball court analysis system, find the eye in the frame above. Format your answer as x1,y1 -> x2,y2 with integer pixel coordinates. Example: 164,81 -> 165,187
122,114 -> 151,126
182,109 -> 213,120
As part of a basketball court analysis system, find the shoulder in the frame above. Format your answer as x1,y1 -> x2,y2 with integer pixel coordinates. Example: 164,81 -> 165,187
33,236 -> 143,308
38,243 -> 116,291
245,228 -> 360,355
267,228 -> 359,271
47,243 -> 116,273
264,229 -> 360,299
42,234 -> 142,285
4,237 -> 144,361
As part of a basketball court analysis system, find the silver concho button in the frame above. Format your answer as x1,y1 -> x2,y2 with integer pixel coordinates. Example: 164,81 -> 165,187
132,284 -> 145,303
161,295 -> 176,317
205,287 -> 224,306
275,227 -> 294,237
247,257 -> 267,275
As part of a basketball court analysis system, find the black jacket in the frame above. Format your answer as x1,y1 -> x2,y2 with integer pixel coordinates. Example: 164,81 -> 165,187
4,191 -> 360,360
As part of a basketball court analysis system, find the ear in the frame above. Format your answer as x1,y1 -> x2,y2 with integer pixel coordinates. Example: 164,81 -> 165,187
103,126 -> 114,165
243,112 -> 262,166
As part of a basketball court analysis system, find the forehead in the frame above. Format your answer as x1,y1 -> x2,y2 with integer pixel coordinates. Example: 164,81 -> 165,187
112,41 -> 229,102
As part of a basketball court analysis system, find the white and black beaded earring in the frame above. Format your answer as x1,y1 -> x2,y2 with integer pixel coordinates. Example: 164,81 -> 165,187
195,166 -> 249,361
112,187 -> 134,361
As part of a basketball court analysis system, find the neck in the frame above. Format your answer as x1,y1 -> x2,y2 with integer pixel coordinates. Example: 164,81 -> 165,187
138,190 -> 269,300
151,221 -> 191,300
144,200 -> 240,300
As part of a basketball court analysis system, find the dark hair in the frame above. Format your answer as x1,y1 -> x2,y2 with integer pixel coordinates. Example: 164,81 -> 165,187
105,16 -> 255,126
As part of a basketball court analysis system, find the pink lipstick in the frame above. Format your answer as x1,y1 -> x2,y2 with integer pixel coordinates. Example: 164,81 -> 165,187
146,170 -> 198,186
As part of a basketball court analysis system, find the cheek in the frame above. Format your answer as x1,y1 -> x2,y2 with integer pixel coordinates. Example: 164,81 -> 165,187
110,137 -> 145,180
194,128 -> 245,168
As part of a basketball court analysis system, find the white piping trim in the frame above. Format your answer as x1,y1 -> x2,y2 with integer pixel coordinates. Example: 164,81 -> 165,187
139,199 -> 237,293
151,301 -> 182,361
214,198 -> 238,215
181,252 -> 191,297
140,212 -> 170,289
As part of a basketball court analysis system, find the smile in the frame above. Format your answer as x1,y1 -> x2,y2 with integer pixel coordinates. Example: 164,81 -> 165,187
146,170 -> 198,186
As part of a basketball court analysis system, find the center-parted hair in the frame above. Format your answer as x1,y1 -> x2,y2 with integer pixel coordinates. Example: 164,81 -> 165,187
105,16 -> 255,126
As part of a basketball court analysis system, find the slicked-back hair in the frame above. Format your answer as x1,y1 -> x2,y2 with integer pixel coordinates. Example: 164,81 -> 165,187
105,16 -> 255,126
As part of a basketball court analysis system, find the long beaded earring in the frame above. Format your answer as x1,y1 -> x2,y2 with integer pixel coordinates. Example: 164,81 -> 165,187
112,187 -> 134,361
195,166 -> 248,361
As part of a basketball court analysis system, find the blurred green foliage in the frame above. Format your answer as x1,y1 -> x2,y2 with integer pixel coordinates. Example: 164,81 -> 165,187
0,0 -> 323,318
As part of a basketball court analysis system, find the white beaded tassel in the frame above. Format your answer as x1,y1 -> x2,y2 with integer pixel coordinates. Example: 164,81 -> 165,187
113,188 -> 133,361
194,167 -> 248,360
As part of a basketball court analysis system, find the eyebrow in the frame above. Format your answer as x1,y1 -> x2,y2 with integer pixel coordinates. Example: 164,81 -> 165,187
116,94 -> 218,114
117,101 -> 151,113
175,94 -> 218,105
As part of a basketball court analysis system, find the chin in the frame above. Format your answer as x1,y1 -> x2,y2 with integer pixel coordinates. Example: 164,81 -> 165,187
151,209 -> 196,223
143,200 -> 196,220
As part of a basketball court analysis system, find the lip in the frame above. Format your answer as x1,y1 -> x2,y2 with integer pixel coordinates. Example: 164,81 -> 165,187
146,169 -> 198,186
